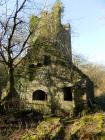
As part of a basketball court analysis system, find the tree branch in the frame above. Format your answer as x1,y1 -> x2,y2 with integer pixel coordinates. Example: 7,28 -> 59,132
13,31 -> 31,61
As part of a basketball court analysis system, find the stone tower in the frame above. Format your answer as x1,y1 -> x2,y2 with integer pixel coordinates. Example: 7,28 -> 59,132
15,1 -> 94,115
29,0 -> 72,63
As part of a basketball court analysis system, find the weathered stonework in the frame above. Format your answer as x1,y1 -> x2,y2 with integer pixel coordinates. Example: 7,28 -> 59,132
15,1 -> 94,115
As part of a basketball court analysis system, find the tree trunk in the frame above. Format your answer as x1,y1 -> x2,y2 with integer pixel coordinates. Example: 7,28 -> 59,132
0,89 -> 2,100
8,61 -> 15,99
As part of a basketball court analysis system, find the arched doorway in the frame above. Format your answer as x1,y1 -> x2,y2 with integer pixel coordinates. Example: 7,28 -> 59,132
32,90 -> 47,101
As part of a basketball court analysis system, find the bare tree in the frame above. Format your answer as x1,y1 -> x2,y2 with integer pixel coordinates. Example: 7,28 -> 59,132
0,0 -> 8,6
0,0 -> 41,99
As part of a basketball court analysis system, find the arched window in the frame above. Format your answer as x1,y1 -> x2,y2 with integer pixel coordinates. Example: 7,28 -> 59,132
33,90 -> 47,100
63,87 -> 72,101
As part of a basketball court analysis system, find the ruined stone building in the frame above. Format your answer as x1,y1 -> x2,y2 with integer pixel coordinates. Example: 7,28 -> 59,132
15,1 -> 94,115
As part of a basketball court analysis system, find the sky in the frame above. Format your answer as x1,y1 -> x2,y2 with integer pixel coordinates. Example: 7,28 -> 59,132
40,0 -> 105,65
4,0 -> 105,65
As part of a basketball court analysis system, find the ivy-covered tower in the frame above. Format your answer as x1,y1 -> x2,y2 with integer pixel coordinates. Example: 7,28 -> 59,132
29,0 -> 72,63
15,1 -> 94,115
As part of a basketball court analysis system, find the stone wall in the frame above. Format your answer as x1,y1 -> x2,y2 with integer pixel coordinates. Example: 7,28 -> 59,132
13,1 -> 94,115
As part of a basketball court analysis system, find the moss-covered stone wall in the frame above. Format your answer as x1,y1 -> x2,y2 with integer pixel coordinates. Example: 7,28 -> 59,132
10,1 -> 94,115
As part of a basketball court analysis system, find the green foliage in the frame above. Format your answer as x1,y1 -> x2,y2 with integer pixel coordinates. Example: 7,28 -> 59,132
21,118 -> 62,140
29,1 -> 64,42
48,94 -> 61,115
73,53 -> 105,95
30,15 -> 40,32
0,63 -> 8,90
29,15 -> 40,44
70,113 -> 105,140
27,66 -> 35,81
53,0 -> 64,13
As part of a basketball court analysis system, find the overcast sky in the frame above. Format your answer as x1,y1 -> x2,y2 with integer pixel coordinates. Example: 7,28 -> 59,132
40,0 -> 105,64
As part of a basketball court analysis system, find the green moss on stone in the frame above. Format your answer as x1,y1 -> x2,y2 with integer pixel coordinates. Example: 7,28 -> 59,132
21,118 -> 62,140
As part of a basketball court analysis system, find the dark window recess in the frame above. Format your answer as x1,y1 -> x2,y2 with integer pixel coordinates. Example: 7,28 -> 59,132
33,90 -> 47,100
29,64 -> 35,68
37,63 -> 42,67
63,87 -> 72,101
43,55 -> 51,65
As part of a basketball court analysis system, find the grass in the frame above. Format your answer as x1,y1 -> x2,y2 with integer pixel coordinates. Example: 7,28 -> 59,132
69,113 -> 105,140
21,117 -> 62,140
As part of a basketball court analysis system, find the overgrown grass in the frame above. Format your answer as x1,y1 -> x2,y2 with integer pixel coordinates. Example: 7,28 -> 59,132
69,113 -> 105,140
21,117 -> 62,140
